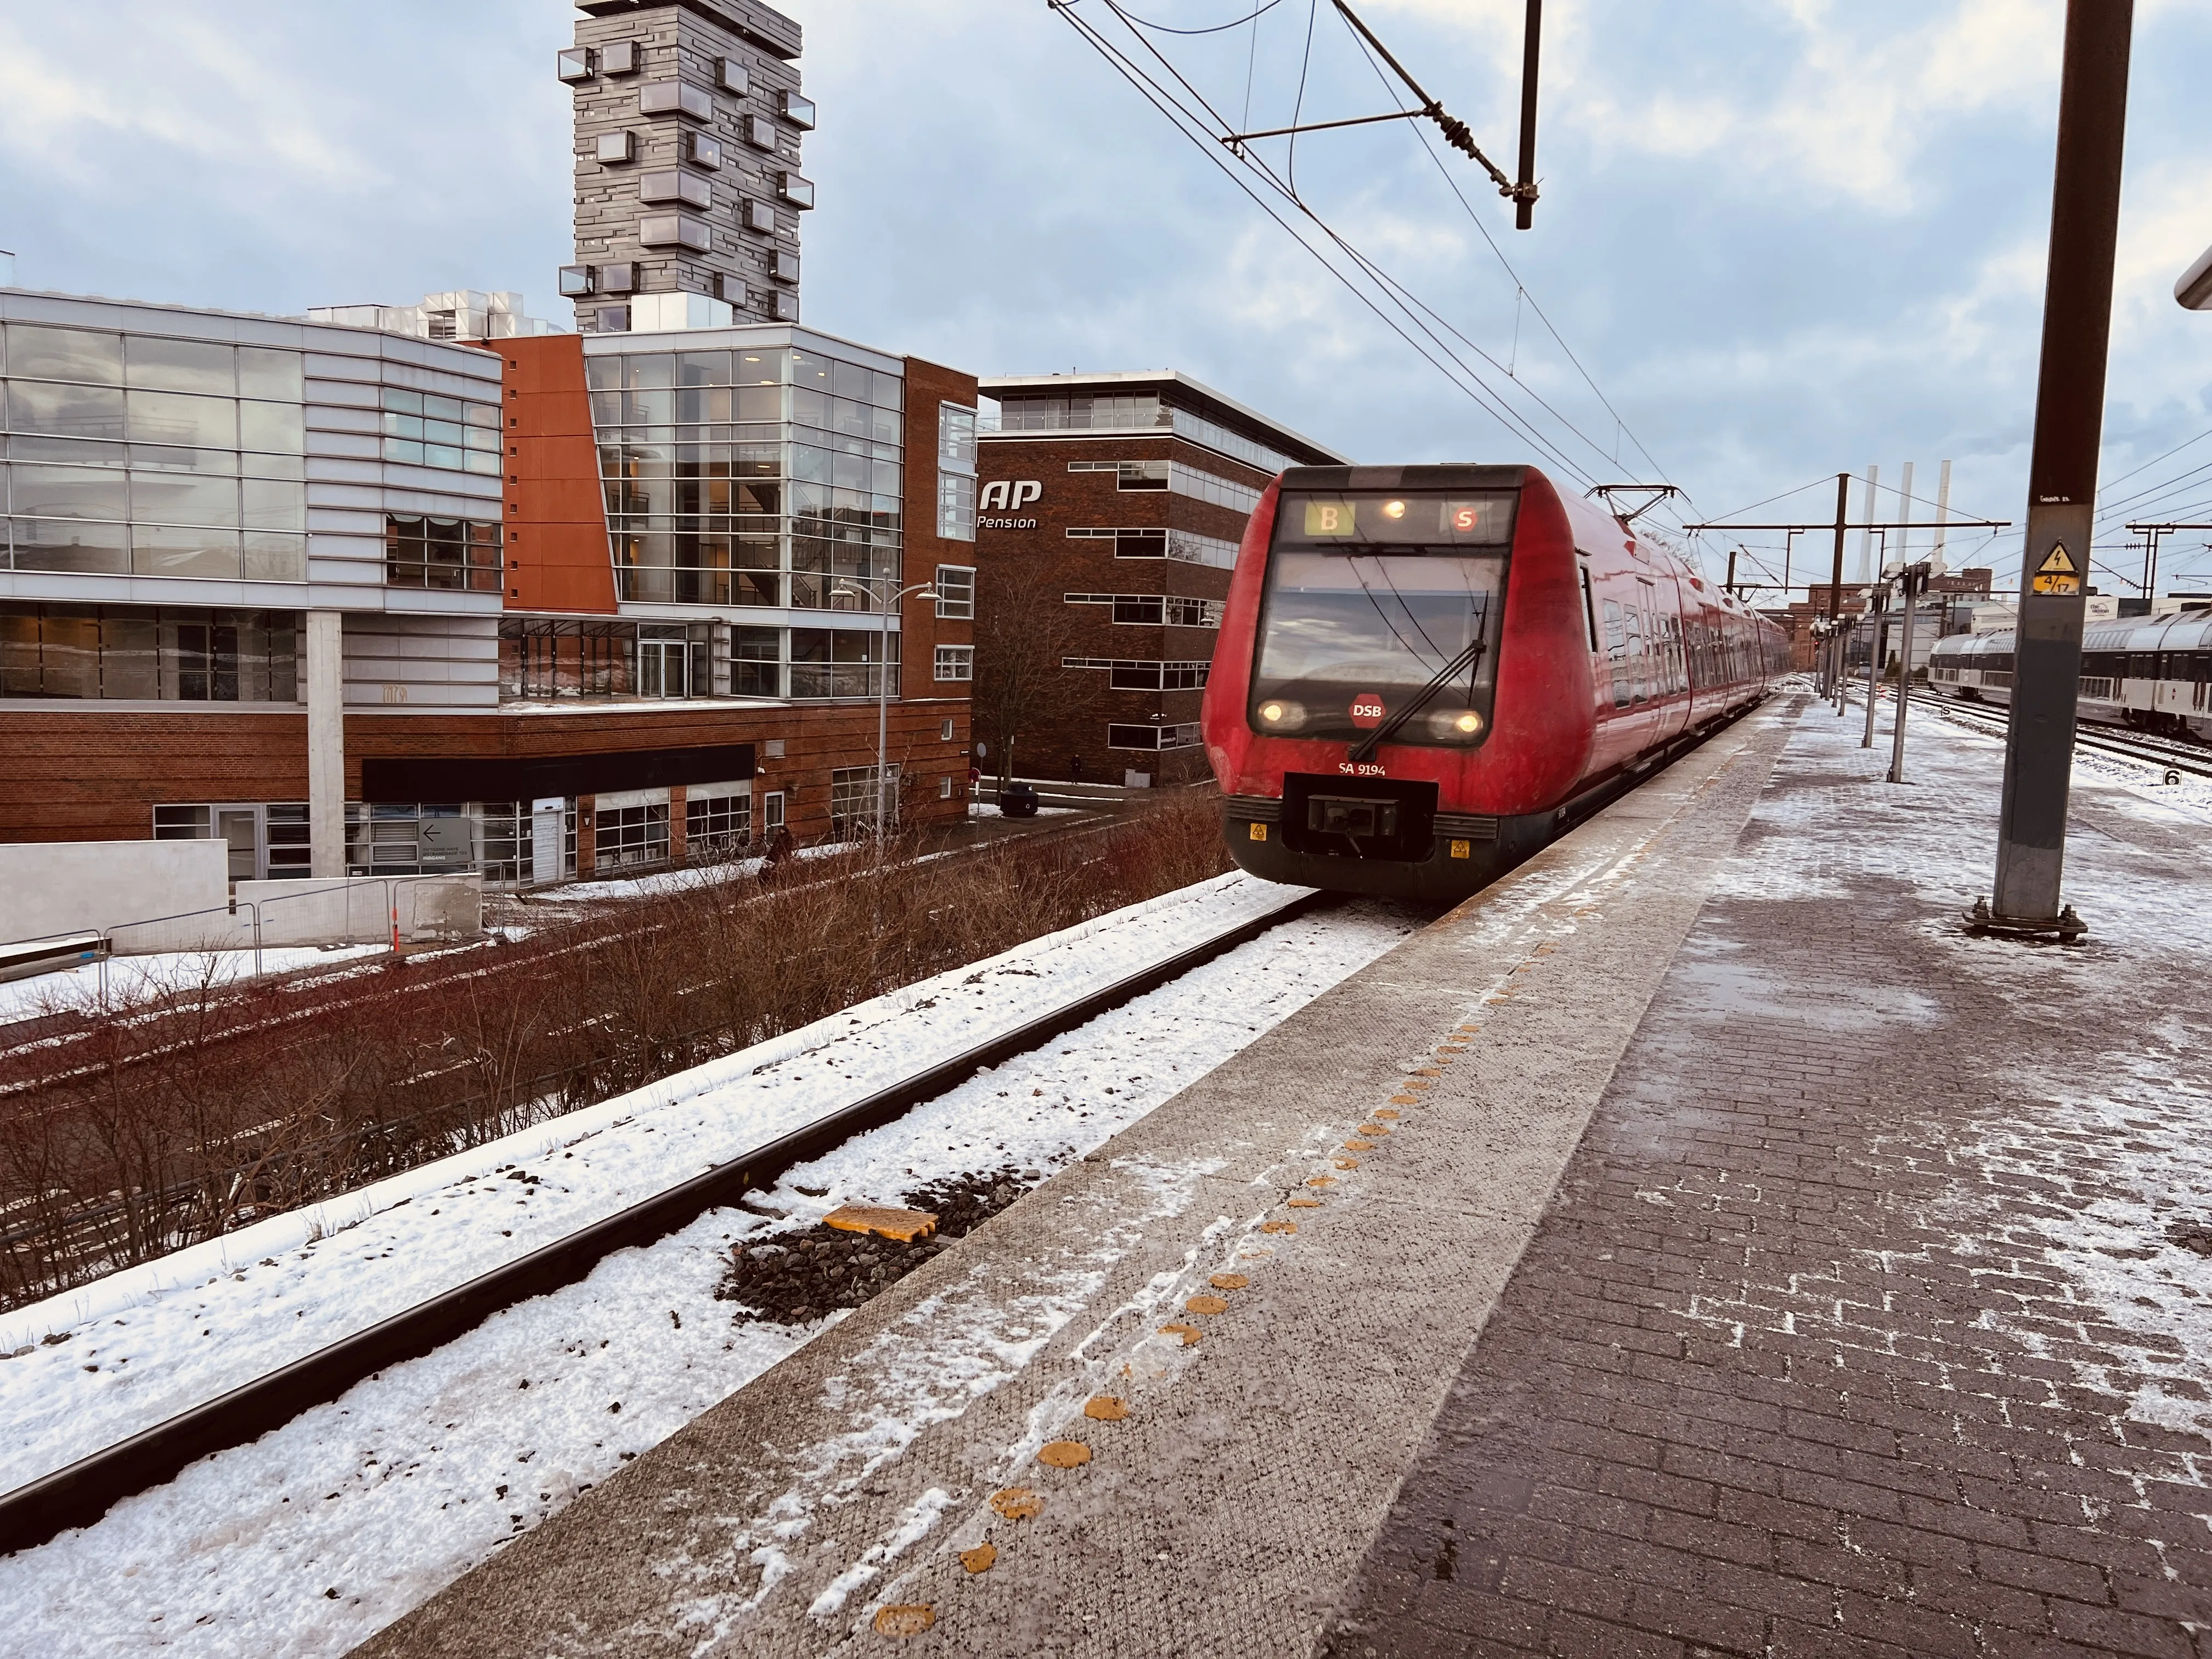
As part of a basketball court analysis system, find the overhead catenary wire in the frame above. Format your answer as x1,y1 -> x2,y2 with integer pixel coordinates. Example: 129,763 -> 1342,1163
1118,0 -> 1284,34
1057,2 -> 1602,486
1062,0 -> 1673,516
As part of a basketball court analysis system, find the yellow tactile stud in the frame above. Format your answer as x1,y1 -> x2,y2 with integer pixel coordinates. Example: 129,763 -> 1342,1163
1210,1273 -> 1249,1290
1390,1094 -> 1419,1106
873,1605 -> 935,1636
1306,1175 -> 1336,1187
1286,1197 -> 1322,1209
1159,1322 -> 1203,1345
1085,1395 -> 1130,1421
1344,1139 -> 1374,1152
991,1488 -> 1043,1520
1184,1294 -> 1229,1315
1039,1440 -> 1092,1469
1333,1158 -> 1359,1170
1357,1123 -> 1389,1136
1261,1220 -> 1299,1233
960,1542 -> 997,1575
1373,1108 -> 1402,1120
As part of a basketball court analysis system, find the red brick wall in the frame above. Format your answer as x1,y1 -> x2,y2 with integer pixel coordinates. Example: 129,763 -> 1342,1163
971,431 -> 1272,785
0,701 -> 970,847
900,356 -> 978,755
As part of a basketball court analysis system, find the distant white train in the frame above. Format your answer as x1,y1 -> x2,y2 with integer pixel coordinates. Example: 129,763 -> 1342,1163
1927,606 -> 2212,740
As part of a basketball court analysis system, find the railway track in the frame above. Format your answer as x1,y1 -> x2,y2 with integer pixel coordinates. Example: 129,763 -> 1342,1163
1854,685 -> 2212,780
0,881 -> 1335,1556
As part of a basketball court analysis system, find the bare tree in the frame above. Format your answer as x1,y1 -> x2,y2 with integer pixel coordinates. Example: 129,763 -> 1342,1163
971,556 -> 1092,788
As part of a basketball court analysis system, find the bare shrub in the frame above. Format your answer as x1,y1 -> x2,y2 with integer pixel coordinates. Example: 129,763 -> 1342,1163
0,796 -> 1231,1308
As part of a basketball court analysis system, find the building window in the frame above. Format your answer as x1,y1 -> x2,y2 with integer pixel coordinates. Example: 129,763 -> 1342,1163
639,213 -> 712,251
733,625 -> 780,697
934,565 -> 975,618
559,265 -> 596,297
780,89 -> 817,129
1108,722 -> 1202,750
380,387 -> 501,473
3,602 -> 298,701
935,644 -> 973,682
718,57 -> 750,94
387,516 -> 503,591
1068,459 -> 1169,491
1064,657 -> 1209,691
778,172 -> 815,208
998,394 -> 1168,435
686,784 -> 752,856
746,114 -> 779,150
595,130 -> 636,165
938,774 -> 953,799
831,764 -> 898,834
686,131 -> 723,170
557,47 -> 594,82
596,800 -> 670,870
639,170 -> 712,208
940,717 -> 956,741
600,39 -> 639,75
791,627 -> 896,699
938,402 -> 977,542
640,80 -> 713,121
742,199 -> 777,233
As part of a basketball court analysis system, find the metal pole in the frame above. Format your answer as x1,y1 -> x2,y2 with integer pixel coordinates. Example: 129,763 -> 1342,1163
1889,578 -> 1919,783
1857,466 -> 1879,584
1514,0 -> 1541,230
1826,472 -> 1849,714
1863,592 -> 1883,748
876,612 -> 890,846
1988,0 -> 2132,934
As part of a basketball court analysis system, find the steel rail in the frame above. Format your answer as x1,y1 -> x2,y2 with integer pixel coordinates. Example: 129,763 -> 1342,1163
1923,691 -> 2212,778
0,884 -> 1330,1555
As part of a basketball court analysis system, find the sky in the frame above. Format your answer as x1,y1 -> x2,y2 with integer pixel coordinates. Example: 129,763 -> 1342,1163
1,0 -> 2208,596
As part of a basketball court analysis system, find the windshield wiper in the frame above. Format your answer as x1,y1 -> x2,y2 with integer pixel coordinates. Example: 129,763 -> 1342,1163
1347,636 -> 1486,764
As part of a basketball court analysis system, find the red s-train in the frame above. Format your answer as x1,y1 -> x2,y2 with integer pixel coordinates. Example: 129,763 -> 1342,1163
1201,464 -> 1787,902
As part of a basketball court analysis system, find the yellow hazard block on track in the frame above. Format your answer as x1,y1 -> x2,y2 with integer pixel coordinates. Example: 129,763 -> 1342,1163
822,1204 -> 938,1243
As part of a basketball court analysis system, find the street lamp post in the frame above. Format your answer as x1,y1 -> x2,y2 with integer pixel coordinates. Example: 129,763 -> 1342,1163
831,578 -> 937,844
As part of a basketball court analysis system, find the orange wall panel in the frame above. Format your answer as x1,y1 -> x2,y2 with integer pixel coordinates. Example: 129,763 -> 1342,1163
498,335 -> 618,616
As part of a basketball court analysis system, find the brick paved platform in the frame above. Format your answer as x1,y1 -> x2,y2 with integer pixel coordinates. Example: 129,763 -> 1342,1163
353,695 -> 2212,1658
1322,699 -> 2212,1658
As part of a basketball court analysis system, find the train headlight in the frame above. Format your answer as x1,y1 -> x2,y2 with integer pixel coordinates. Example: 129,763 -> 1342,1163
1381,498 -> 1407,521
1256,698 -> 1305,731
1427,708 -> 1485,740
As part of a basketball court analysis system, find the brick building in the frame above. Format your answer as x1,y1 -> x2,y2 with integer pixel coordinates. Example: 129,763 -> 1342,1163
0,290 -> 980,891
971,371 -> 1345,787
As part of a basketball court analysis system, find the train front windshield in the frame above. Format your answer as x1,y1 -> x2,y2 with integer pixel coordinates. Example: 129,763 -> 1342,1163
1249,490 -> 1515,746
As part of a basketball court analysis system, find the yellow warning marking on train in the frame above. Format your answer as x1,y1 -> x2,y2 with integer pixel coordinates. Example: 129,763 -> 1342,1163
873,1604 -> 936,1636
1039,1440 -> 1092,1468
991,1488 -> 1043,1520
1085,1395 -> 1131,1420
1249,821 -> 1268,841
1448,838 -> 1471,860
960,1543 -> 998,1574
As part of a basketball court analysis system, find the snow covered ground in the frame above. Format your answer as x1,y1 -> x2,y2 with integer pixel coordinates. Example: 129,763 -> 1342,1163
0,945 -> 388,1024
0,877 -> 1422,1658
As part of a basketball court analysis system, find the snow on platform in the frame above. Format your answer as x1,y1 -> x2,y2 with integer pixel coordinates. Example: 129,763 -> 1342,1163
0,875 -> 1421,1658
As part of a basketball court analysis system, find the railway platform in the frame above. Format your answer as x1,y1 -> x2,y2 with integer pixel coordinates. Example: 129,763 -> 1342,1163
360,693 -> 2212,1658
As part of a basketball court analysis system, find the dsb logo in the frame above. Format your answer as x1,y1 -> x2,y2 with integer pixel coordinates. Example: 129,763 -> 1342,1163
979,479 -> 1041,511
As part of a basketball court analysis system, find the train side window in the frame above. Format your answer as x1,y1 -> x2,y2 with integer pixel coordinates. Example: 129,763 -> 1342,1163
1579,564 -> 1599,652
1602,598 -> 1629,708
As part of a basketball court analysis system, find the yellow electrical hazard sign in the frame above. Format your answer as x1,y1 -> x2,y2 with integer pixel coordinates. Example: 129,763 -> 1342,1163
1249,821 -> 1267,841
2032,543 -> 2081,595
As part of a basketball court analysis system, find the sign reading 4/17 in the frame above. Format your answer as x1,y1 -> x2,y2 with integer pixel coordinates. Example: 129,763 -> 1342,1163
2032,542 -> 2081,595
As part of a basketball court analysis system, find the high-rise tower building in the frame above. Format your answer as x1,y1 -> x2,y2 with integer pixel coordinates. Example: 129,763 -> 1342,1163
558,0 -> 811,335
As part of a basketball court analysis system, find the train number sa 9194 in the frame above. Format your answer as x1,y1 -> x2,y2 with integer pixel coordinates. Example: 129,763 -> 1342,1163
1338,761 -> 1387,777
